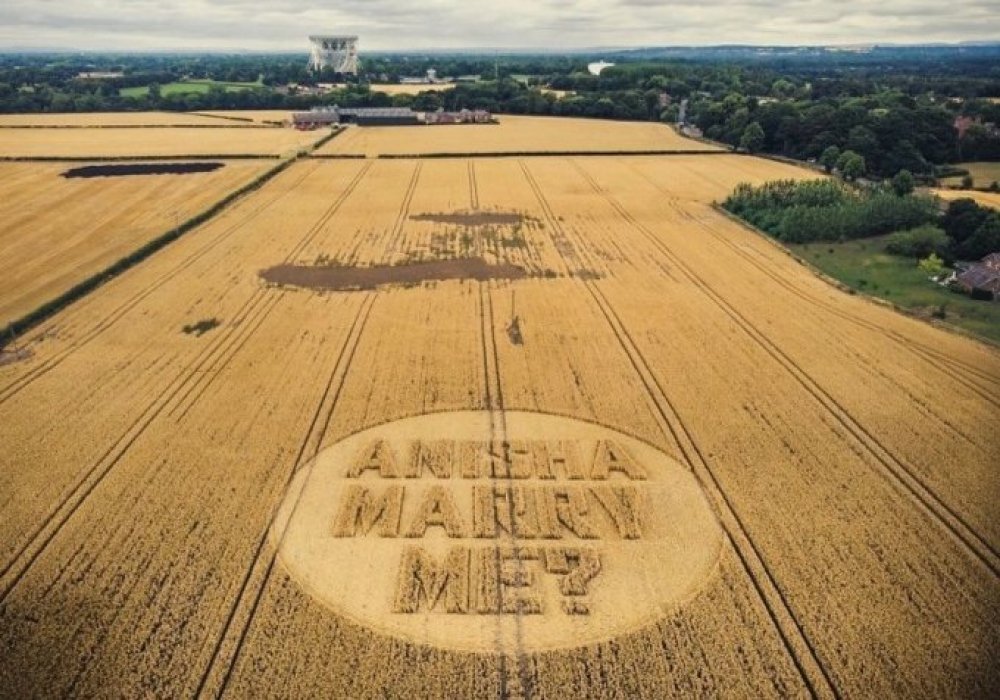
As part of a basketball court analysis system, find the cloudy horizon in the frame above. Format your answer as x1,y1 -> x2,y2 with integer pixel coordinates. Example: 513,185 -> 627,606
0,1 -> 997,52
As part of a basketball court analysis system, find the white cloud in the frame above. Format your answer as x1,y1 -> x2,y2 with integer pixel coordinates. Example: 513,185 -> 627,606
0,0 -> 996,50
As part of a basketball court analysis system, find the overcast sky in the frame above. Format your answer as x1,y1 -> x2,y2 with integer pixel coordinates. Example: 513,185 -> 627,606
0,0 -> 997,51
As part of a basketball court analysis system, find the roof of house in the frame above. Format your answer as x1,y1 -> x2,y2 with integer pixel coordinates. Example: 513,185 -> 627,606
956,264 -> 1000,293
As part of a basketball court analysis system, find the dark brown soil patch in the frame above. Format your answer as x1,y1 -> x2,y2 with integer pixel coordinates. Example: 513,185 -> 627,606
260,258 -> 529,291
410,211 -> 526,226
0,347 -> 32,366
182,318 -> 221,337
61,162 -> 224,178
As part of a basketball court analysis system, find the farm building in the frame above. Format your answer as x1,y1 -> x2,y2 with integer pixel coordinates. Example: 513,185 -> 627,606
424,109 -> 492,125
955,252 -> 1000,299
293,106 -> 491,128
340,107 -> 421,126
292,107 -> 340,129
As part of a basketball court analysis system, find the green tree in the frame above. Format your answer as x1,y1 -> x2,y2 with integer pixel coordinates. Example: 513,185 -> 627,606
740,122 -> 765,153
836,150 -> 866,181
891,169 -> 915,196
960,175 -> 974,189
958,214 -> 1000,260
819,145 -> 841,173
918,253 -> 945,277
885,225 -> 949,258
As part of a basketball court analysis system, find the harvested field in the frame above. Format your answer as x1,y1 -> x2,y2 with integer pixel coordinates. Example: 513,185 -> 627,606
370,83 -> 457,95
0,127 -> 323,158
0,147 -> 997,699
934,187 -> 1000,210
192,110 -> 294,124
940,162 -> 1000,188
0,159 -> 275,327
316,115 -> 723,157
0,111 -> 240,127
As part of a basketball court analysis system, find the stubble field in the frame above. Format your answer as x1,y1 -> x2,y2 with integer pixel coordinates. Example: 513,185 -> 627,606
0,117 -> 997,699
934,186 -> 1000,210
0,111 -> 241,127
0,126 -> 322,158
317,115 -> 723,156
370,83 -> 458,95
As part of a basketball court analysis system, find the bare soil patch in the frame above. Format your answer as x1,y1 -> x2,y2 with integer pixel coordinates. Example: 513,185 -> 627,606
0,347 -> 32,366
261,257 -> 529,291
411,211 -> 526,226
62,162 -> 224,178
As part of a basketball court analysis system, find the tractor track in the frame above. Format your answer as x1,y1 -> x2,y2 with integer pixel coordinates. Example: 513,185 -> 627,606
572,160 -> 1000,577
195,292 -> 377,699
0,159 -> 324,407
0,161 -> 375,607
168,160 -> 374,420
631,161 -> 1000,402
519,159 -> 838,700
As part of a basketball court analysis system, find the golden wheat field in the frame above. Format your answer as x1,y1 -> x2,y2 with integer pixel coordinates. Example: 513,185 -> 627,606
0,126 -> 322,158
371,83 -> 458,95
317,115 -> 723,156
0,159 -> 276,326
934,187 -> 1000,210
192,110 -> 294,123
0,111 -> 239,127
0,119 -> 998,699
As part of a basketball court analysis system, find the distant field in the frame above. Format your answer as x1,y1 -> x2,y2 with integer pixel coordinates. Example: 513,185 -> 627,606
940,162 -> 1000,188
0,111 -> 236,127
192,110 -> 292,123
934,187 -> 1000,210
121,79 -> 264,98
0,159 -> 274,326
0,127 -> 323,158
791,235 -> 1000,342
316,115 -> 725,156
369,83 -> 456,95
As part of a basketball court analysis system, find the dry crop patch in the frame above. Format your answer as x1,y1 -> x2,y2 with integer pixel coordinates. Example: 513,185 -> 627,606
411,210 -> 529,226
260,258 -> 531,291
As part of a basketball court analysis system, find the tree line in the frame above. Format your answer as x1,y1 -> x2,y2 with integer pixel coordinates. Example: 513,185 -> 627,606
723,179 -> 1000,262
1,50 -> 999,173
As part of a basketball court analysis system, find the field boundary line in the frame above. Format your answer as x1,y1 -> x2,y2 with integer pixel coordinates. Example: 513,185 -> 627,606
628,156 -> 1000,394
0,124 -> 280,130
0,287 -> 286,604
0,154 -> 282,162
573,161 -> 1000,577
170,159 -> 374,420
519,159 -> 838,700
0,159 -> 324,406
624,164 -> 1000,433
195,293 -> 377,700
0,155 -> 299,344
709,204 -> 1000,379
0,158 -> 373,605
310,150 -> 728,160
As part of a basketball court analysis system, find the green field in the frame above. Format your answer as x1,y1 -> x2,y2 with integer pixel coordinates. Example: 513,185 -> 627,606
940,162 -> 1000,188
790,235 -> 1000,343
120,78 -> 265,98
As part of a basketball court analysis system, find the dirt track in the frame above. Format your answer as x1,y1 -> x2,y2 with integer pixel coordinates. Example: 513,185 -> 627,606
0,150 -> 997,698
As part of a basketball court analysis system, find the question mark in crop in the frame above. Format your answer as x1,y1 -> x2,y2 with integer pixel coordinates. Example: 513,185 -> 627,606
544,548 -> 602,614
